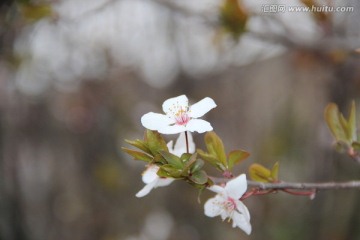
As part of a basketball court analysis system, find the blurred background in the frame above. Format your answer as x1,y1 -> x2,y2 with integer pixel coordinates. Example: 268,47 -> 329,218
0,0 -> 360,239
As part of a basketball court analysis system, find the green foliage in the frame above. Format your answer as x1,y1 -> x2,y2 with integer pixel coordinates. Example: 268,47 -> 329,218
249,162 -> 279,183
160,151 -> 183,169
124,139 -> 152,155
18,2 -> 54,22
204,131 -> 227,168
121,148 -> 153,162
219,0 -> 248,40
228,150 -> 250,170
122,130 -> 168,163
123,130 -> 211,187
145,130 -> 169,155
197,131 -> 250,172
324,101 -> 359,152
189,170 -> 208,185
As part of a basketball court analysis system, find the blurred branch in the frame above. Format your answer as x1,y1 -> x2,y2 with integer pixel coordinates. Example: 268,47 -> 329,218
247,180 -> 360,190
211,176 -> 360,190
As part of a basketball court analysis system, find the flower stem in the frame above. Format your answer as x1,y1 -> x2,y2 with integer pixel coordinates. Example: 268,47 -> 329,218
185,131 -> 189,153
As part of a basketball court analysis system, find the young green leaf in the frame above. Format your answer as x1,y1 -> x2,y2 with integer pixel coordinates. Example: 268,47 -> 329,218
160,151 -> 183,169
270,162 -> 280,181
324,102 -> 357,145
325,103 -> 348,143
124,139 -> 151,155
228,150 -> 250,170
190,159 -> 205,173
121,148 -> 152,162
204,132 -> 228,167
180,153 -> 193,164
189,170 -> 208,185
157,166 -> 172,178
159,164 -> 183,178
197,149 -> 226,171
182,153 -> 198,174
352,141 -> 360,151
219,0 -> 248,40
145,130 -> 168,155
249,163 -> 272,182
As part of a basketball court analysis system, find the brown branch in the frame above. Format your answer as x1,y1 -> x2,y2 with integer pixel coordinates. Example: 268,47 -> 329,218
247,180 -> 360,190
210,176 -> 360,190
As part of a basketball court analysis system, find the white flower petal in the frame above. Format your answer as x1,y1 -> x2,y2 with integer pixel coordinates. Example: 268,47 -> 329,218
208,185 -> 226,194
220,211 -> 229,221
167,140 -> 174,152
225,174 -> 247,199
141,112 -> 174,131
204,196 -> 223,217
136,180 -> 157,198
156,178 -> 175,187
170,132 -> 195,156
137,166 -> 174,197
142,165 -> 160,184
158,124 -> 187,134
236,201 -> 251,222
162,95 -> 188,115
232,212 -> 252,235
187,132 -> 196,153
186,119 -> 213,133
189,97 -> 217,118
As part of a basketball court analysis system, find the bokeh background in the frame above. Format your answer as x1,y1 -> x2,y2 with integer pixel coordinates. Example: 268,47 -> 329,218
0,0 -> 360,239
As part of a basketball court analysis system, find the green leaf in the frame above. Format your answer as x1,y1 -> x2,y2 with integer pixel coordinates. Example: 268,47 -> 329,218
270,162 -> 280,181
228,150 -> 250,170
324,103 -> 348,143
204,132 -> 227,167
219,0 -> 248,40
190,159 -> 204,173
249,163 -> 272,182
121,148 -> 152,162
19,2 -> 53,22
160,151 -> 183,169
351,141 -> 360,151
182,153 -> 198,174
180,153 -> 192,164
189,170 -> 208,185
145,130 -> 168,155
159,164 -> 183,178
157,166 -> 171,178
197,149 -> 226,171
124,139 -> 152,155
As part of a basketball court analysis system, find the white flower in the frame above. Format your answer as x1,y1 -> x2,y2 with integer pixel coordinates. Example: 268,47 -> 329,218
167,132 -> 195,156
204,174 -> 251,235
136,165 -> 174,198
136,132 -> 195,197
141,95 -> 216,134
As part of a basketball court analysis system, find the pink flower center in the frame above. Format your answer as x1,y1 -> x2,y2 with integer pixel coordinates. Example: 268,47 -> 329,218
174,108 -> 190,125
224,197 -> 237,213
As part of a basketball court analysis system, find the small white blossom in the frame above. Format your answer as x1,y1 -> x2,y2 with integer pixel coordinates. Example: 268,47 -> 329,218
136,132 -> 195,197
204,174 -> 251,235
141,95 -> 216,134
136,165 -> 174,198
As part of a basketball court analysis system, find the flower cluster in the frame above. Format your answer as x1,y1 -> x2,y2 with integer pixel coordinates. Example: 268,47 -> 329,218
123,94 -> 252,235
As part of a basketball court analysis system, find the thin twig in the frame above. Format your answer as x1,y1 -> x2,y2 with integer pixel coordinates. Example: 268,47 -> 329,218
247,180 -> 360,190
210,176 -> 360,190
